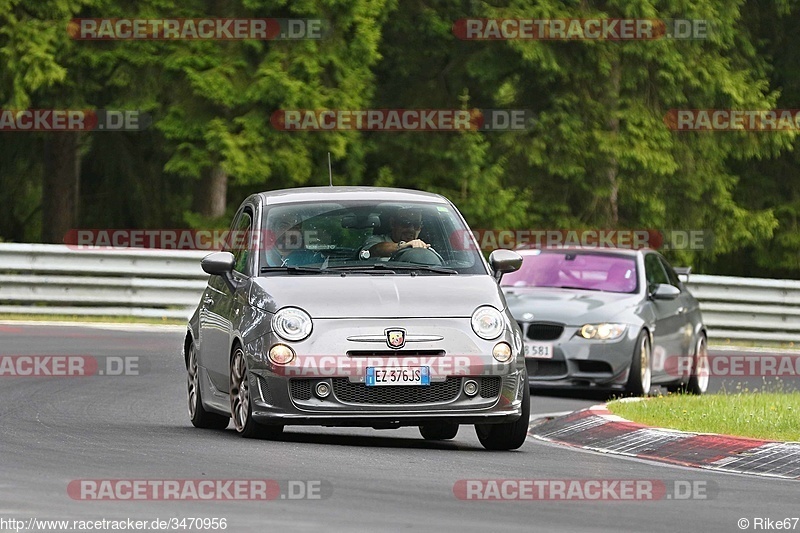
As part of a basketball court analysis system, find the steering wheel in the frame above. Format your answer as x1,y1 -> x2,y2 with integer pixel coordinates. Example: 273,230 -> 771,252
388,246 -> 444,266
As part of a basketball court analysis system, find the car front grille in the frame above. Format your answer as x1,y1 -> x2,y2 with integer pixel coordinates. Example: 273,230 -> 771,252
527,360 -> 568,377
525,322 -> 565,341
575,360 -> 613,374
480,377 -> 502,398
332,378 -> 461,405
290,379 -> 313,401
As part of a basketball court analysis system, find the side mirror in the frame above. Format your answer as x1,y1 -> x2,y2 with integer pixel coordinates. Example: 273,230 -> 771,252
202,251 -> 235,275
650,283 -> 680,300
674,266 -> 692,283
201,251 -> 239,292
489,249 -> 523,282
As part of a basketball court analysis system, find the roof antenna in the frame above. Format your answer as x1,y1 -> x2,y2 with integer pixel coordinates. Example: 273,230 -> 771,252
328,152 -> 333,187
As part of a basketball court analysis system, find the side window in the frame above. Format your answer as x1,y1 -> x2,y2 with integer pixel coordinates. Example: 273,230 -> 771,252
229,210 -> 253,275
644,254 -> 669,289
659,257 -> 682,289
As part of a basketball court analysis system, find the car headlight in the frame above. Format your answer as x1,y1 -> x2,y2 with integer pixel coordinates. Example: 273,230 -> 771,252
268,344 -> 296,365
579,323 -> 627,340
272,307 -> 313,342
492,342 -> 513,363
471,306 -> 504,340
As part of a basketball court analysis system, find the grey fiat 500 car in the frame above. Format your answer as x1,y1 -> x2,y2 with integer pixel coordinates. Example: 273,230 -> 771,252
502,248 -> 708,396
184,187 -> 529,450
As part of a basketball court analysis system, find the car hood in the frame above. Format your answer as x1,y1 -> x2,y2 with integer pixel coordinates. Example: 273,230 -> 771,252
250,275 -> 505,318
502,287 -> 642,326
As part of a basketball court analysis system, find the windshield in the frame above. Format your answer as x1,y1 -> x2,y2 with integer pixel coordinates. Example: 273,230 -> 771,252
501,250 -> 638,293
257,200 -> 487,275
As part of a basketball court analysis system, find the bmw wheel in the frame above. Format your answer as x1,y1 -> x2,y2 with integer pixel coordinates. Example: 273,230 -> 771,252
685,334 -> 709,395
625,331 -> 652,396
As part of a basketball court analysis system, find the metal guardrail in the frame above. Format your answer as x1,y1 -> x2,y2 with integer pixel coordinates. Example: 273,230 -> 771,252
0,243 -> 208,320
0,243 -> 799,342
685,274 -> 800,343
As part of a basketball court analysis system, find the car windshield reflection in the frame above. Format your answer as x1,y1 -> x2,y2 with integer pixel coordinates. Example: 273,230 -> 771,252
258,201 -> 485,275
501,250 -> 638,293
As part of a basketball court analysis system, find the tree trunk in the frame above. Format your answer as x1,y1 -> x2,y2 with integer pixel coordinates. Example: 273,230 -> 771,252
194,164 -> 228,218
606,59 -> 621,226
42,134 -> 81,243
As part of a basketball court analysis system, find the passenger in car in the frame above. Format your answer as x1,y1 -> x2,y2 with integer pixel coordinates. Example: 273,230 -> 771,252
264,213 -> 304,266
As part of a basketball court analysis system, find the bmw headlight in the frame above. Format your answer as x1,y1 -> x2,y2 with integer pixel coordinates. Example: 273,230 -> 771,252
272,307 -> 313,342
471,306 -> 504,340
579,323 -> 627,341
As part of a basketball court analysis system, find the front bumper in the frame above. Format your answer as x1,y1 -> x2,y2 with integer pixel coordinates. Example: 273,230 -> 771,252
249,370 -> 526,427
243,316 -> 526,427
520,322 -> 637,389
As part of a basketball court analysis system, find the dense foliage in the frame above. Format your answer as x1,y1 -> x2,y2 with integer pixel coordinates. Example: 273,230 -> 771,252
1,0 -> 799,277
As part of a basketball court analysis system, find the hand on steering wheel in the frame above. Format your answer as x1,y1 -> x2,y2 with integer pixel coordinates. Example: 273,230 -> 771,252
398,239 -> 429,250
389,244 -> 444,265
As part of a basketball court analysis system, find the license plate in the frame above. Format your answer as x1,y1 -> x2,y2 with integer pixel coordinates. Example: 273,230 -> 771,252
524,343 -> 554,359
366,366 -> 430,386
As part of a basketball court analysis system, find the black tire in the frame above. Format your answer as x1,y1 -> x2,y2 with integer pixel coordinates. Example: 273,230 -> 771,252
230,345 -> 283,439
419,423 -> 459,441
685,334 -> 709,395
187,340 -> 229,430
475,371 -> 530,451
625,331 -> 652,397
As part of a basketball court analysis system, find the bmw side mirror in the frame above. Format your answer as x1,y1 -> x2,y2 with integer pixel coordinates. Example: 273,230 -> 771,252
650,283 -> 680,300
489,249 -> 523,282
201,252 -> 240,292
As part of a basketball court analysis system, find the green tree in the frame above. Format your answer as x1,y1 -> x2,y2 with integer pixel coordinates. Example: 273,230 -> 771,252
154,0 -> 391,227
466,0 -> 794,270
365,0 -> 531,230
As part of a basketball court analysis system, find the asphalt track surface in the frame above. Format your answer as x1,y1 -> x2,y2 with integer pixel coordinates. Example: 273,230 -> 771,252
0,323 -> 797,533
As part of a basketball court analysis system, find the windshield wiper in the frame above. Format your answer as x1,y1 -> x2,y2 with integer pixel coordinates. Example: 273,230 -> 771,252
325,264 -> 458,275
325,265 -> 397,274
390,264 -> 458,274
367,263 -> 458,274
259,266 -> 334,274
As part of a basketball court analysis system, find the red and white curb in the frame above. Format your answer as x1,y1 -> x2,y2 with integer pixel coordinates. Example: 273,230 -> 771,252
529,404 -> 800,480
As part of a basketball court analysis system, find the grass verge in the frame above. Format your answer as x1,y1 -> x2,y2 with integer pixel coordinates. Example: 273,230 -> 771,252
607,390 -> 800,442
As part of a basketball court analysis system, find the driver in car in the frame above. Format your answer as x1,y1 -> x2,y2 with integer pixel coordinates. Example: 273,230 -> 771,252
361,208 -> 430,258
